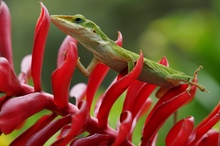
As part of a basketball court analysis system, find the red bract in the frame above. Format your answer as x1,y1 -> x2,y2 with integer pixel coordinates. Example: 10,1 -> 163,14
113,111 -> 133,145
0,1 -> 219,146
10,113 -> 57,146
187,102 -> 220,146
165,103 -> 220,146
141,84 -> 197,146
56,35 -> 77,68
26,115 -> 72,146
31,2 -> 50,92
166,116 -> 195,146
0,57 -> 22,96
86,63 -> 109,111
52,42 -> 78,109
51,101 -> 89,145
0,1 -> 13,68
0,93 -> 52,134
70,133 -> 111,146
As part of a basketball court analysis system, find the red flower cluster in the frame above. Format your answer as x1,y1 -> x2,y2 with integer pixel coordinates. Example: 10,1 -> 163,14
0,1 -> 219,145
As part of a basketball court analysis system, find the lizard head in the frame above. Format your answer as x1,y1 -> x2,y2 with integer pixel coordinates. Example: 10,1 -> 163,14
50,14 -> 110,44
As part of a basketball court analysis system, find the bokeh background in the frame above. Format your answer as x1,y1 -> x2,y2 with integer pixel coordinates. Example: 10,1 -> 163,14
3,0 -> 220,145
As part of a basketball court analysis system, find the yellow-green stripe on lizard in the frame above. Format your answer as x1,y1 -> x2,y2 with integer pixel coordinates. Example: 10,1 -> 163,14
50,14 -> 208,93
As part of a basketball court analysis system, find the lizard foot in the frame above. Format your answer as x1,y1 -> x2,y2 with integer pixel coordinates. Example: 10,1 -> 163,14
187,65 -> 209,93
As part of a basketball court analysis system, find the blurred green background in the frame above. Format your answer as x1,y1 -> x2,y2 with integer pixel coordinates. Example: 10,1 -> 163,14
3,0 -> 220,145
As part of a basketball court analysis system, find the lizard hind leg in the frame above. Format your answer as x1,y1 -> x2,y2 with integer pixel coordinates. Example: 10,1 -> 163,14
187,65 -> 209,93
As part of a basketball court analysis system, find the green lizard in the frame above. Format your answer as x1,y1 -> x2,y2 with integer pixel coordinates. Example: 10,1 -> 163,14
50,14 -> 208,93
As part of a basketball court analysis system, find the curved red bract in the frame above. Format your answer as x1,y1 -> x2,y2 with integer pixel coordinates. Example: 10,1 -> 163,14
166,116 -> 194,146
31,2 -> 50,92
52,42 -> 78,109
0,57 -> 22,96
0,1 -> 13,68
0,93 -> 51,134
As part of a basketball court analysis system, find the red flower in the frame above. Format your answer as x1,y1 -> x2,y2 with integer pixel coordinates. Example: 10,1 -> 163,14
166,103 -> 220,146
0,0 -> 13,68
0,1 -> 219,145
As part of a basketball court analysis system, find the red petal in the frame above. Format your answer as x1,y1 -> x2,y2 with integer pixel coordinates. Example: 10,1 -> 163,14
97,51 -> 143,128
0,57 -> 22,96
113,111 -> 133,146
128,99 -> 153,142
0,1 -> 13,68
26,115 -> 71,146
188,102 -> 220,145
196,130 -> 219,146
122,80 -> 145,112
10,113 -> 57,146
122,56 -> 166,117
194,102 -> 220,132
136,98 -> 153,120
0,93 -> 51,134
159,56 -> 169,67
86,63 -> 109,111
70,133 -> 110,146
51,101 -> 88,145
166,116 -> 194,146
141,84 -> 197,146
52,43 -> 78,109
132,83 -> 156,118
57,35 -> 77,68
31,2 -> 50,92
115,31 -> 123,47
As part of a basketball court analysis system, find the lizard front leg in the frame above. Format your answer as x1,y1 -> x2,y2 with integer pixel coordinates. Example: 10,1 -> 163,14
77,57 -> 100,76
113,50 -> 135,72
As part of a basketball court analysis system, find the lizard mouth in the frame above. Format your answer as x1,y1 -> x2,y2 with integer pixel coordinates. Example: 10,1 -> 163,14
50,15 -> 76,34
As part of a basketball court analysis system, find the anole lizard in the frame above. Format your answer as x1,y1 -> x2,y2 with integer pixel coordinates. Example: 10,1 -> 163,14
50,14 -> 208,93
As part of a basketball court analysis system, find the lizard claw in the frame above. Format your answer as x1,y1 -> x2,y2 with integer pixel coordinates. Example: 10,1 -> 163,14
186,85 -> 192,95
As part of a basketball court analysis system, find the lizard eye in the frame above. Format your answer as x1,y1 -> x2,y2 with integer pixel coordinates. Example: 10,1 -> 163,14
74,17 -> 84,23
